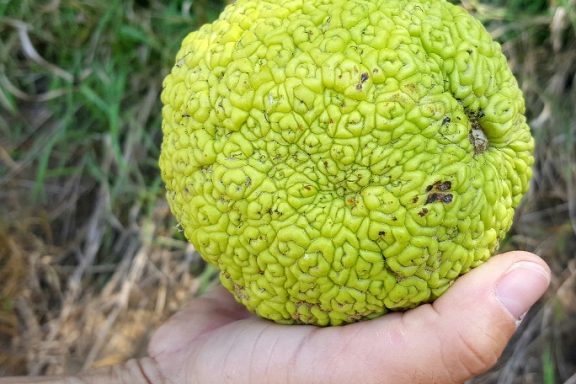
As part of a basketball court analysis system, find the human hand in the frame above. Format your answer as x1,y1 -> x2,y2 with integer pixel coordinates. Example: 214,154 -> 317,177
147,250 -> 550,384
0,251 -> 550,384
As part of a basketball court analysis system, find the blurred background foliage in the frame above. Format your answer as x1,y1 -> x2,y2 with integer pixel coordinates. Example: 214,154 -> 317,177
0,0 -> 575,382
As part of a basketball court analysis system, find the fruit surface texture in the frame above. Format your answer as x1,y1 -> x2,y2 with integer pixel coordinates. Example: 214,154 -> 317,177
160,0 -> 534,325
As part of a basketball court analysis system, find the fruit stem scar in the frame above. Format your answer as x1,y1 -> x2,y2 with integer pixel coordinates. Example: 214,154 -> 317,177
470,128 -> 489,154
466,108 -> 489,154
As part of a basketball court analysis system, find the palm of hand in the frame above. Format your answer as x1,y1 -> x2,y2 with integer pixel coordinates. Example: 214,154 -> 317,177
148,252 -> 549,384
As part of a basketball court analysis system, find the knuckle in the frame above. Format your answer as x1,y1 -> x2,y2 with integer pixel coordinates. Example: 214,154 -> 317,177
453,327 -> 501,377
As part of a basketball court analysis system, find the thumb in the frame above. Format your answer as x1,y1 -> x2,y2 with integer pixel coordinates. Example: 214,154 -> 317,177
386,251 -> 550,383
316,251 -> 551,384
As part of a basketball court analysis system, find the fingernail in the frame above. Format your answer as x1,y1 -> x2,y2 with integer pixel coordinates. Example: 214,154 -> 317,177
496,261 -> 550,320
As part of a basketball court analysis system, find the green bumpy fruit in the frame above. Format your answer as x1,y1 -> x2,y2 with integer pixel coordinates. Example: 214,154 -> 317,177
160,0 -> 534,325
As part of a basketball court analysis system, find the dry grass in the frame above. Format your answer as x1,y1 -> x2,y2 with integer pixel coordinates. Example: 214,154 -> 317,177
466,1 -> 576,382
0,0 -> 575,382
1,199 -> 215,375
0,0 -> 224,375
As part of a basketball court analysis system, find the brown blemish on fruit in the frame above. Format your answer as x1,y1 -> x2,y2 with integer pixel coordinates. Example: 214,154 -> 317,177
425,192 -> 453,204
425,180 -> 453,204
425,193 -> 440,204
437,181 -> 451,191
356,72 -> 369,90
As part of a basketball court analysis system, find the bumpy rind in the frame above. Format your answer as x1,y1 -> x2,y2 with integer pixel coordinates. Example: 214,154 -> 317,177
159,0 -> 534,325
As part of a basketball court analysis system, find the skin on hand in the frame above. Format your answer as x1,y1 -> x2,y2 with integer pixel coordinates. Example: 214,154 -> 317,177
0,251 -> 550,384
147,251 -> 550,384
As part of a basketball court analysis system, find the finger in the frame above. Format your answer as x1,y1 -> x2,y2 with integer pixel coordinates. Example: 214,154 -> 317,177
202,284 -> 254,317
289,251 -> 550,384
148,284 -> 252,359
428,251 -> 551,381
